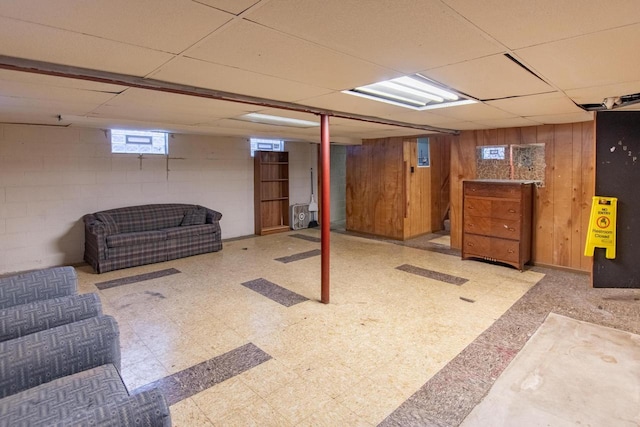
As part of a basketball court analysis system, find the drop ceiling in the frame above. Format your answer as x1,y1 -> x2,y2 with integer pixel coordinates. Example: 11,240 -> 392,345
1,0 -> 639,142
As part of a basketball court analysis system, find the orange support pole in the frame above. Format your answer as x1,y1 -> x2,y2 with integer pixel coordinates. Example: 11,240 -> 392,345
320,114 -> 330,304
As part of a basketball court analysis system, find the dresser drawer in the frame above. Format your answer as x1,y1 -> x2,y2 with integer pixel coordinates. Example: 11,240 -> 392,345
464,182 -> 523,199
463,235 -> 520,264
464,216 -> 521,239
465,198 -> 521,221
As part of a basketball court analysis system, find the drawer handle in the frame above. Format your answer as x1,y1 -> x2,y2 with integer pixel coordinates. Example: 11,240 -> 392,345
467,243 -> 474,247
508,249 -> 515,253
503,225 -> 515,231
508,209 -> 516,213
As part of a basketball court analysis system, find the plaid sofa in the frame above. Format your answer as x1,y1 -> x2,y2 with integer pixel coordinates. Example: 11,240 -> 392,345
83,204 -> 223,273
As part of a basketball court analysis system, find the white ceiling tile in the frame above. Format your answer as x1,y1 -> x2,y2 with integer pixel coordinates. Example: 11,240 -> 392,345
384,111 -> 468,129
442,0 -> 640,49
192,0 -> 261,15
0,95 -> 105,117
0,80 -> 117,105
150,57 -> 332,102
0,17 -> 173,76
526,111 -> 594,124
187,20 -> 399,90
471,117 -> 543,129
487,92 -> 583,117
247,0 -> 502,73
297,92 -> 400,118
423,54 -> 552,100
427,103 -> 516,121
103,88 -> 257,117
0,70 -> 126,93
0,0 -> 233,53
89,105 -> 217,126
515,24 -> 640,90
0,109 -> 68,126
566,81 -> 640,105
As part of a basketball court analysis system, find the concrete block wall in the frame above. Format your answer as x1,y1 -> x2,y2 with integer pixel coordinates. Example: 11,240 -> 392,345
0,124 -> 316,274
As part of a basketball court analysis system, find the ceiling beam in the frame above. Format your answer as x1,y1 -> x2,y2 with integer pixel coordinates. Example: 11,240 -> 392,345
0,55 -> 460,135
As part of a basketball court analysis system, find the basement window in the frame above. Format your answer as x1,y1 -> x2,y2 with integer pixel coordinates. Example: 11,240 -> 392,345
110,129 -> 168,154
250,138 -> 285,157
418,137 -> 430,167
343,74 -> 476,111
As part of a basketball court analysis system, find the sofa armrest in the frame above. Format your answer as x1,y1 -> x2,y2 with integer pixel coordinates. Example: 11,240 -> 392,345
205,208 -> 223,223
0,315 -> 121,398
56,388 -> 172,427
0,266 -> 77,310
0,293 -> 103,343
84,214 -> 109,270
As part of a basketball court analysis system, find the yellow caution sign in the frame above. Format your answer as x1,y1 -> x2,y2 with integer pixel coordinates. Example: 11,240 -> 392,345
584,196 -> 617,259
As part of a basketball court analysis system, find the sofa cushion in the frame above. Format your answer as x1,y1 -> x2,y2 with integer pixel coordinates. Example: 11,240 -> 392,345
164,224 -> 217,240
58,388 -> 171,427
0,266 -> 77,310
95,212 -> 119,234
181,206 -> 207,226
0,293 -> 102,342
100,204 -> 191,233
0,364 -> 128,426
106,230 -> 167,248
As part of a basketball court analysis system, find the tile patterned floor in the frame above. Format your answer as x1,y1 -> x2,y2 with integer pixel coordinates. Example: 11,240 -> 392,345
74,229 -> 640,426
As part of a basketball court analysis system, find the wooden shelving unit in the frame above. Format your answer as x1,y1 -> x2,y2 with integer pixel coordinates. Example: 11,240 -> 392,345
254,151 -> 290,235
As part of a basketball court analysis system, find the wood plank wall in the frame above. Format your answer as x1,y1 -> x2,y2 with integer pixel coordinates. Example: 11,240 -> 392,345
346,136 -> 447,239
450,122 -> 595,271
402,139 -> 432,238
429,135 -> 452,231
346,137 -> 404,239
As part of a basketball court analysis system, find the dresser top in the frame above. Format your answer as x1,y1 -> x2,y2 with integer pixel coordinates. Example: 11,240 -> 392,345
464,179 -> 537,184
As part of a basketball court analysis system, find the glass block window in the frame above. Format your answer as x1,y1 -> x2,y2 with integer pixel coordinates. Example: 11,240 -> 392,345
110,129 -> 168,154
250,138 -> 285,157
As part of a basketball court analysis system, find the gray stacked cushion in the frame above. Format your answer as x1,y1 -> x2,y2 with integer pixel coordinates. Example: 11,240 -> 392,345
0,364 -> 171,427
57,387 -> 171,427
0,267 -> 77,310
0,293 -> 102,343
0,364 -> 129,426
0,315 -> 121,398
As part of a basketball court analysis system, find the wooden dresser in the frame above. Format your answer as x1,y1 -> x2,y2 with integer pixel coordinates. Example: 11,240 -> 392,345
462,180 -> 534,270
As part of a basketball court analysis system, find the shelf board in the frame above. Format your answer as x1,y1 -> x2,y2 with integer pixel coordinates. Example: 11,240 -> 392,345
261,179 -> 288,182
261,162 -> 288,165
261,197 -> 289,202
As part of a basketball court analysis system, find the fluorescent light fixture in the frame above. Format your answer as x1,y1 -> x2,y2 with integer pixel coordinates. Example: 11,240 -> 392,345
398,76 -> 459,101
240,113 -> 319,128
345,90 -> 431,110
356,86 -> 426,106
343,74 -> 475,111
377,81 -> 444,102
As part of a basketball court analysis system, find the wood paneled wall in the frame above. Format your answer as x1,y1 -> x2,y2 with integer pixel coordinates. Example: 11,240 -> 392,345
346,136 -> 448,239
347,138 -> 405,239
429,135 -> 452,231
450,122 -> 595,271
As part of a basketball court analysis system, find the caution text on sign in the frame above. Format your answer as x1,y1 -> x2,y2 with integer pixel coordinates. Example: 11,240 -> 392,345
584,196 -> 617,259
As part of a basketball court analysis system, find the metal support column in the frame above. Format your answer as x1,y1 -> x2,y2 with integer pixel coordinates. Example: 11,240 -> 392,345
320,114 -> 331,304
